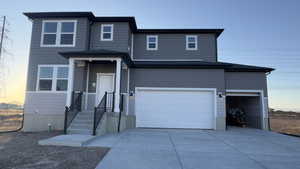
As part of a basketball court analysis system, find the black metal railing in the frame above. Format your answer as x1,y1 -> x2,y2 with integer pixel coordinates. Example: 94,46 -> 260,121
117,93 -> 125,132
64,91 -> 83,134
93,92 -> 114,135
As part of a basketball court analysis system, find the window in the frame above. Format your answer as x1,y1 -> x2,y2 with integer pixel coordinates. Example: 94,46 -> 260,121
56,67 -> 68,91
101,24 -> 113,41
147,35 -> 158,50
186,35 -> 198,50
41,20 -> 76,47
37,65 -> 69,92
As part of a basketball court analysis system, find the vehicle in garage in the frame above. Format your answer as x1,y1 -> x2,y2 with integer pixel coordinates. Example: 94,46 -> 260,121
23,12 -> 274,135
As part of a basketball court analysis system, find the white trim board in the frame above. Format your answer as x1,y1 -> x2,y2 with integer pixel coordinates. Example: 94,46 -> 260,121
26,91 -> 67,94
226,93 -> 260,97
71,57 -> 122,61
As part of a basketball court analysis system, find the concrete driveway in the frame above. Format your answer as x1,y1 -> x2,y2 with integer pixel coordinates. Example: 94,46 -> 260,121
87,128 -> 300,169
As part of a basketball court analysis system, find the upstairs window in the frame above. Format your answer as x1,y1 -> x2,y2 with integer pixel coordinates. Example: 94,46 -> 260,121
41,20 -> 76,47
37,65 -> 69,92
186,35 -> 198,50
101,24 -> 113,41
147,35 -> 158,50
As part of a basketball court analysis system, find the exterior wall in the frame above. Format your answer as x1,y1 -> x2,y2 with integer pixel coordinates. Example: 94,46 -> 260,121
216,97 -> 226,130
73,62 -> 87,91
133,34 -> 217,61
86,93 -> 96,110
128,68 -> 227,130
130,68 -> 225,92
87,62 -> 115,93
23,92 -> 66,131
225,72 -> 268,96
90,22 -> 131,53
121,62 -> 129,93
26,18 -> 90,91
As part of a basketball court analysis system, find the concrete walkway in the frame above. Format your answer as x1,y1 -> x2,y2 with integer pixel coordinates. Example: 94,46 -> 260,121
86,128 -> 300,169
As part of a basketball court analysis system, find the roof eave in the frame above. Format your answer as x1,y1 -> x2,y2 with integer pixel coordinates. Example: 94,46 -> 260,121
225,68 -> 275,73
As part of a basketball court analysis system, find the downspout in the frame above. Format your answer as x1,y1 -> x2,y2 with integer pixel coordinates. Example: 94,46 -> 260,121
266,71 -> 272,131
87,20 -> 93,50
215,34 -> 218,62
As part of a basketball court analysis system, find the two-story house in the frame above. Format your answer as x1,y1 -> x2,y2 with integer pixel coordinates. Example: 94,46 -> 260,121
23,12 -> 274,135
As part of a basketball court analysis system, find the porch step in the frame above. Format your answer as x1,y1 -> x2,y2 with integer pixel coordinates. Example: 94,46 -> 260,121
75,115 -> 93,120
67,111 -> 94,135
67,128 -> 92,135
70,123 -> 93,129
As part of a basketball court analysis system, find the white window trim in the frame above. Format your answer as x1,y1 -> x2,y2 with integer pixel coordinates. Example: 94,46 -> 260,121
186,35 -> 198,50
101,24 -> 114,41
36,65 -> 69,92
146,35 -> 158,50
41,20 -> 77,47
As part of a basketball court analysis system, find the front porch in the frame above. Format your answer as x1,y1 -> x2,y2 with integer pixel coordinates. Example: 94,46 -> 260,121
68,58 -> 122,113
59,50 -> 133,136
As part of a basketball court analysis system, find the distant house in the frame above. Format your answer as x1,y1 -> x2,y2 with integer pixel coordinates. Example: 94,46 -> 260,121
23,12 -> 274,135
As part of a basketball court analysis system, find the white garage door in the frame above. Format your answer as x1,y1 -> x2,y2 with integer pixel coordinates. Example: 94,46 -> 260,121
135,88 -> 215,129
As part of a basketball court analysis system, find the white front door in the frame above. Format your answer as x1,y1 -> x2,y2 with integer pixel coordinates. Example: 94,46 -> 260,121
96,73 -> 115,106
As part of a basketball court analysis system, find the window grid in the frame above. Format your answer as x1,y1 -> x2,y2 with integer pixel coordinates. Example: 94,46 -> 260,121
146,35 -> 158,50
101,24 -> 114,41
41,20 -> 77,47
37,65 -> 69,92
186,35 -> 198,50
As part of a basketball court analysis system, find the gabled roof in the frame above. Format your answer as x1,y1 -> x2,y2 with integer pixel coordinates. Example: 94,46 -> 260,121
23,12 -> 223,37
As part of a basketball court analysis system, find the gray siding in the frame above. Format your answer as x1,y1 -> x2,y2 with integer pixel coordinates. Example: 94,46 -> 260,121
121,62 -> 129,93
90,22 -> 130,53
26,18 -> 90,91
24,92 -> 67,115
130,69 -> 225,92
225,72 -> 268,96
133,34 -> 217,61
74,63 -> 87,91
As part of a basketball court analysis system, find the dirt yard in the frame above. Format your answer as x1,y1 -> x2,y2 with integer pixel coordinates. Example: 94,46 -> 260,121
0,109 -> 23,131
0,131 -> 109,169
270,117 -> 300,136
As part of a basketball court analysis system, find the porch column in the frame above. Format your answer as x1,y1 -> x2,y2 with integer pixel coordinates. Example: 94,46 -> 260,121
66,58 -> 75,107
114,59 -> 121,112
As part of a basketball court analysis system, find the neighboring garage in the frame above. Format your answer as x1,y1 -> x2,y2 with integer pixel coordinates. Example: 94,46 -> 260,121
226,91 -> 263,129
135,88 -> 216,129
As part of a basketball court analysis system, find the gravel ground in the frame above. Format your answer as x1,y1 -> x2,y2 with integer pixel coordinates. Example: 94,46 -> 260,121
0,131 -> 109,169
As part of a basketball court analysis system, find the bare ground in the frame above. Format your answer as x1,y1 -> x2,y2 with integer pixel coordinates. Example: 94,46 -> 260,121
270,118 -> 300,136
0,131 -> 109,169
0,109 -> 23,131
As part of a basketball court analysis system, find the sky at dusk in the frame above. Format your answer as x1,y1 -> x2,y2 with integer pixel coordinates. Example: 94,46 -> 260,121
0,0 -> 299,111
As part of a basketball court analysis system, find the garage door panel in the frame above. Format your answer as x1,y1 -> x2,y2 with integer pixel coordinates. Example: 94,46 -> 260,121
135,89 -> 215,129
